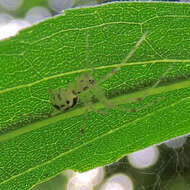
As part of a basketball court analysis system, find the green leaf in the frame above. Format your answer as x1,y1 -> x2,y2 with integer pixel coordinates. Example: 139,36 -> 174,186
0,2 -> 190,189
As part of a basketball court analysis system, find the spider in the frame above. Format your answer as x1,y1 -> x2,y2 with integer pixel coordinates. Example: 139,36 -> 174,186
48,73 -> 95,112
48,32 -> 147,115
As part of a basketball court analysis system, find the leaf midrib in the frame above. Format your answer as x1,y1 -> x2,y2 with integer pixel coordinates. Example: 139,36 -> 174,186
1,76 -> 190,144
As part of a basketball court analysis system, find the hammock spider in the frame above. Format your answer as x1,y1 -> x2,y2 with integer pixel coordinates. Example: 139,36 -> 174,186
49,33 -> 147,116
48,72 -> 95,112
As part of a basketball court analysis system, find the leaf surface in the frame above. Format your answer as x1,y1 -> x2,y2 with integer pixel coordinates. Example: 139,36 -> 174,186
0,2 -> 190,189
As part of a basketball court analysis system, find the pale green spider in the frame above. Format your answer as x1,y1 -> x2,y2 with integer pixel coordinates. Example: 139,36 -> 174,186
48,33 -> 147,115
48,73 -> 95,111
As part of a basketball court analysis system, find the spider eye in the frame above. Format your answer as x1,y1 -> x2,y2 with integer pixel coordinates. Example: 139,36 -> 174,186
89,79 -> 94,84
66,100 -> 70,104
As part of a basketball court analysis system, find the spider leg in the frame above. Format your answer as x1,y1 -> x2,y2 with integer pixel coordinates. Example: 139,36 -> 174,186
91,62 -> 172,114
114,65 -> 172,113
82,101 -> 88,135
83,31 -> 96,74
80,33 -> 148,114
96,32 -> 147,86
80,90 -> 109,134
79,92 -> 92,135
92,84 -> 113,111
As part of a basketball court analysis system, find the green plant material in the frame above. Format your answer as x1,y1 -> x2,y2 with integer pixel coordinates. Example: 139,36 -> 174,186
0,2 -> 190,190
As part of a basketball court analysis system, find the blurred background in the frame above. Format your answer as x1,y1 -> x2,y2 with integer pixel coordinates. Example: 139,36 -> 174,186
0,0 -> 190,190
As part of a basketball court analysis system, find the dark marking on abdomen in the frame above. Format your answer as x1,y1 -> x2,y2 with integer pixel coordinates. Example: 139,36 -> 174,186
83,86 -> 89,91
71,96 -> 78,108
53,104 -> 61,110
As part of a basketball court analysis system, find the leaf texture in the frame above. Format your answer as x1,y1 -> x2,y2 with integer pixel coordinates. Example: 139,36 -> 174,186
0,2 -> 190,189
